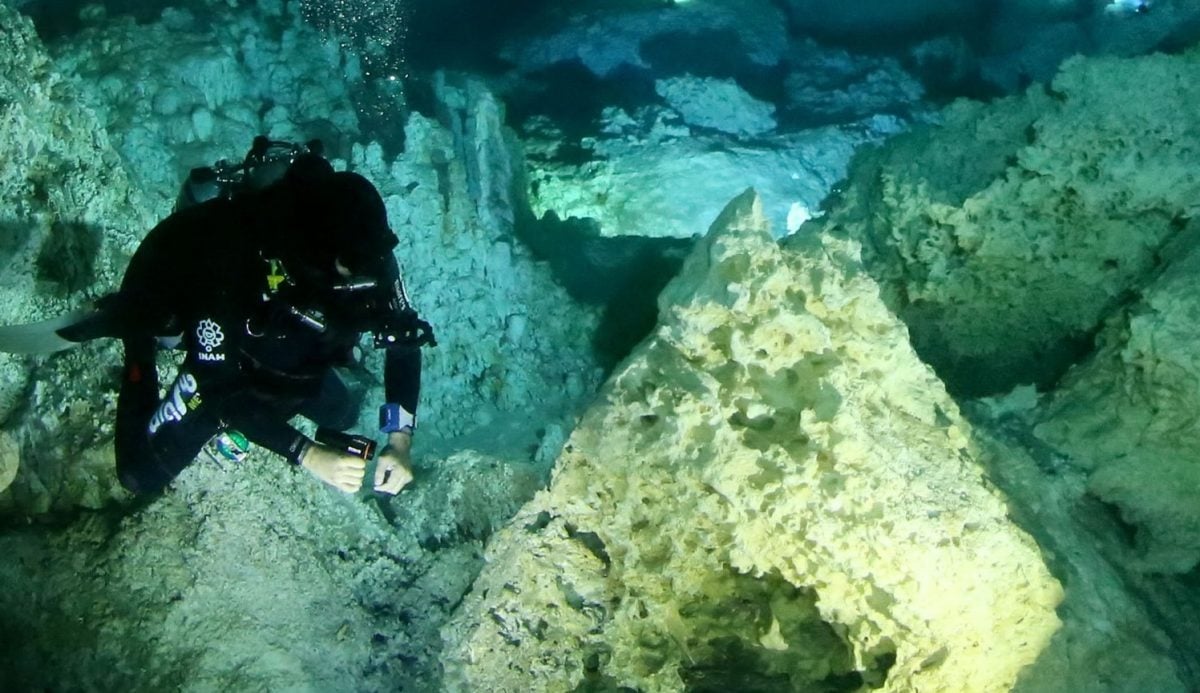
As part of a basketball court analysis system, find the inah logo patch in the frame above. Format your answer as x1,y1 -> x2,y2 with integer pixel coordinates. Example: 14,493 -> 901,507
196,319 -> 224,352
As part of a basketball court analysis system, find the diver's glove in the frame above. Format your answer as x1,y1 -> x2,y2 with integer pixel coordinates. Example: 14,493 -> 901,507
299,441 -> 367,493
374,431 -> 414,495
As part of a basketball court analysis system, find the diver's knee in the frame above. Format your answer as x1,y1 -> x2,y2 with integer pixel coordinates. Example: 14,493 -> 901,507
116,453 -> 174,495
118,467 -> 152,495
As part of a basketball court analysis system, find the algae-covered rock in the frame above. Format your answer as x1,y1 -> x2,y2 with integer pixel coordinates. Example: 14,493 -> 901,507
0,432 -> 18,494
0,1 -> 148,419
964,406 -> 1196,692
0,457 -> 471,692
821,48 -> 1200,396
441,190 -> 1062,692
1034,222 -> 1200,573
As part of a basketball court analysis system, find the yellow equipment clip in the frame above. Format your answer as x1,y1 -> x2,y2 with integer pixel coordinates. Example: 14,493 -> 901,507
266,258 -> 287,293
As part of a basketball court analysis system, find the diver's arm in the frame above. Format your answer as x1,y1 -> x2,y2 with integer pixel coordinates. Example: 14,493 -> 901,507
381,345 -> 421,432
369,346 -> 420,495
219,395 -> 365,492
219,398 -> 310,462
367,309 -> 421,495
374,256 -> 428,435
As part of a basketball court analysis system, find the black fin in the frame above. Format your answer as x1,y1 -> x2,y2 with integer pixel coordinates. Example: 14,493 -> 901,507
55,308 -> 124,344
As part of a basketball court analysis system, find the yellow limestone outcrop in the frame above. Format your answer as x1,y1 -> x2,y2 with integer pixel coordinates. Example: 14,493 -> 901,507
442,190 -> 1062,692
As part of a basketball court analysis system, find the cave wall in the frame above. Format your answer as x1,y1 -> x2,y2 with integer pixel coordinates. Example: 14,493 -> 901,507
819,47 -> 1200,397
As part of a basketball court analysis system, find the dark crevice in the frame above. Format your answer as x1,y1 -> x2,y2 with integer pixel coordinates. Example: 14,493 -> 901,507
514,211 -> 691,369
504,61 -> 660,140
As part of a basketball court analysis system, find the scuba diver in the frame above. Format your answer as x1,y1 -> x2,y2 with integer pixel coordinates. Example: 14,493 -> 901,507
1,138 -> 436,496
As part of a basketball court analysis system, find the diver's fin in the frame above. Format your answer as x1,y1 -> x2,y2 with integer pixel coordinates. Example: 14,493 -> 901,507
0,309 -> 113,354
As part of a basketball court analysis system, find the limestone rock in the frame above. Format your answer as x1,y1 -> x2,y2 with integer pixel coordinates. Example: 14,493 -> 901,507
965,404 -> 1196,692
525,108 -> 893,240
820,48 -> 1200,396
0,432 -> 18,494
782,40 -> 925,126
0,2 -> 148,309
441,190 -> 1062,692
394,449 -> 546,546
48,0 -> 361,217
0,458 -> 451,691
499,0 -> 788,79
979,1 -> 1200,91
350,74 -> 604,448
654,76 -> 776,137
1034,223 -> 1200,573
0,1 -> 148,512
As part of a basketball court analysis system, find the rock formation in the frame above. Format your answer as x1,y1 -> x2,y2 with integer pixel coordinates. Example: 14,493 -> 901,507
5,0 -> 1200,689
821,48 -> 1200,397
1034,223 -> 1200,573
442,190 -> 1062,692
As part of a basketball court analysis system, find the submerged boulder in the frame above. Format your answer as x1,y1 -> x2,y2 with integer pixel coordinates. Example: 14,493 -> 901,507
821,48 -> 1200,397
441,190 -> 1062,692
1034,222 -> 1200,573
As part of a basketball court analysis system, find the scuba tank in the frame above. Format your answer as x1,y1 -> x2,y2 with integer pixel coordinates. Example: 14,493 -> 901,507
175,136 -> 326,212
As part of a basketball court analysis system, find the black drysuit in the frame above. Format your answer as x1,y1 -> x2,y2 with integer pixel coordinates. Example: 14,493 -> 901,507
111,179 -> 423,494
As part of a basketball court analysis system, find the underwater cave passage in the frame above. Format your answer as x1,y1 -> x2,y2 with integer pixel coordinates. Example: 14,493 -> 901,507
515,211 -> 693,368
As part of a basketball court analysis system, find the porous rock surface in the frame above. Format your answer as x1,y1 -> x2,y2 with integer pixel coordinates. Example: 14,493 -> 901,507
820,48 -> 1200,397
0,445 -> 542,692
49,0 -> 361,218
0,1 -> 149,509
1033,223 -> 1200,573
441,190 -> 1062,692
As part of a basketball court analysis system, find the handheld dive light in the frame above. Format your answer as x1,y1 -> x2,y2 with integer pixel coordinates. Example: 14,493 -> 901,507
314,427 -> 376,460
